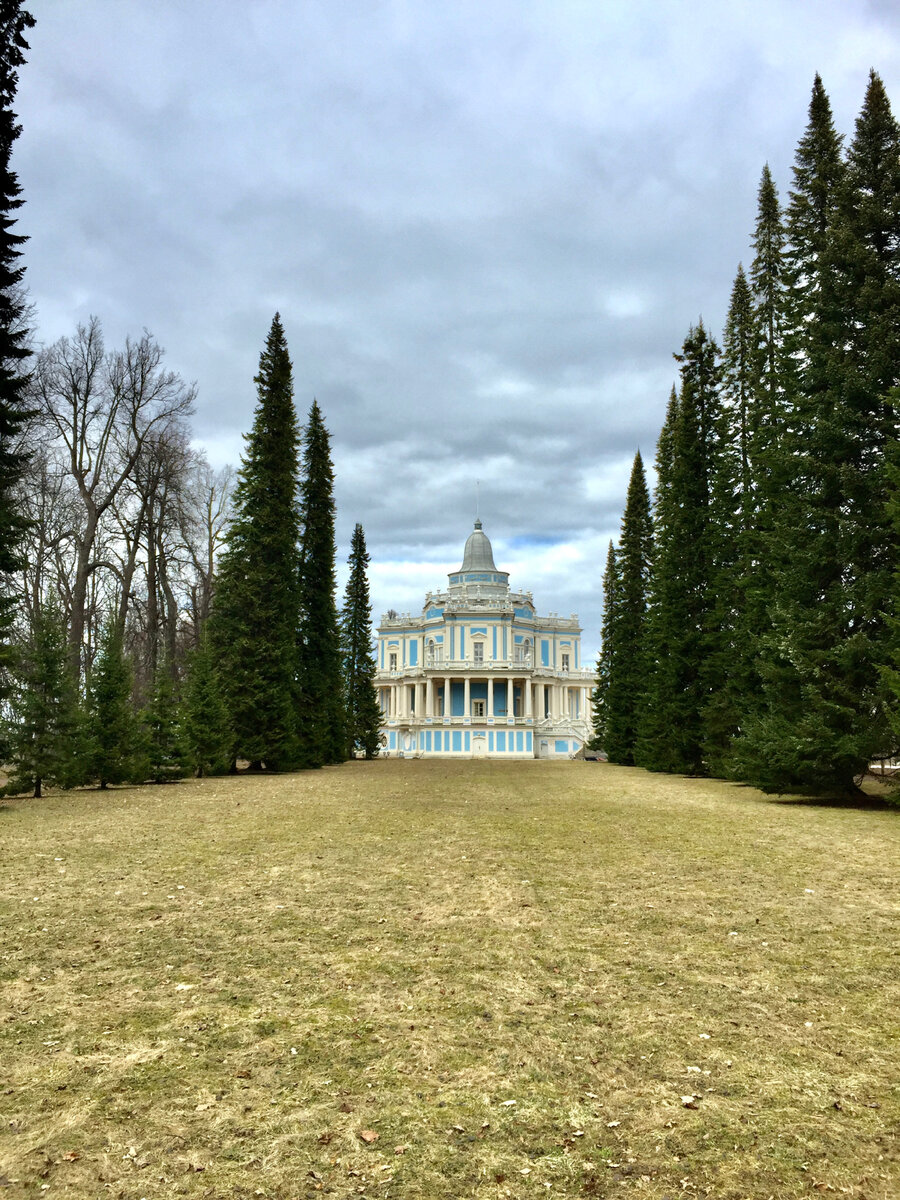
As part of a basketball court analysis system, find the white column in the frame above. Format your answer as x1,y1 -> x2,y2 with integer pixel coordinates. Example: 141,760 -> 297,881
426,678 -> 434,718
525,677 -> 532,718
487,677 -> 494,718
444,676 -> 451,718
464,676 -> 470,716
507,677 -> 514,719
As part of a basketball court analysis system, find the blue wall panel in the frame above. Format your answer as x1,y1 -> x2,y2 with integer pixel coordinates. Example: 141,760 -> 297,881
497,730 -> 506,752
465,732 -> 471,751
409,641 -> 418,666
516,731 -> 523,752
489,731 -> 494,752
451,681 -> 465,716
452,730 -> 462,752
555,739 -> 569,754
541,640 -> 550,666
526,731 -> 533,752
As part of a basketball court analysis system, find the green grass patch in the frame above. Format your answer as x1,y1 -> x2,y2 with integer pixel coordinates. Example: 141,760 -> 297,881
1,760 -> 898,1198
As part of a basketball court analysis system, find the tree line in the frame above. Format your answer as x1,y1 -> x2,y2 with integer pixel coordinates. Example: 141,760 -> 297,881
0,7 -> 382,796
3,310 -> 383,795
592,71 -> 900,797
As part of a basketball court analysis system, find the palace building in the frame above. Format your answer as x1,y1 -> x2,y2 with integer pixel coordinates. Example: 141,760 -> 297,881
375,520 -> 594,758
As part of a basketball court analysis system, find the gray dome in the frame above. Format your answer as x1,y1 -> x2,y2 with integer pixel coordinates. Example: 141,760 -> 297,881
458,519 -> 498,572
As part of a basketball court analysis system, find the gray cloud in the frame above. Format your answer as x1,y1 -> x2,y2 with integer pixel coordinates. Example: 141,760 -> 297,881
14,0 -> 900,655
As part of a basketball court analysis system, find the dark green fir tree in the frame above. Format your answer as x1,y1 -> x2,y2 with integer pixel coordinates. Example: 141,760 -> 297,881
603,452 -> 653,765
638,326 -> 721,776
881,424 -> 900,762
635,388 -> 678,770
88,622 -> 143,789
296,400 -> 345,766
340,523 -> 382,759
0,2 -> 35,760
590,540 -> 619,751
182,628 -> 230,777
703,266 -> 758,774
142,663 -> 190,783
210,314 -> 302,771
740,73 -> 900,793
5,597 -> 83,797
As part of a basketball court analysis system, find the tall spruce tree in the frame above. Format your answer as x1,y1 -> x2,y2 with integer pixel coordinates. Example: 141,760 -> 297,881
340,523 -> 382,759
142,663 -> 190,784
740,74 -> 900,793
6,597 -> 83,797
637,327 -> 721,775
635,389 -> 678,770
88,623 -> 143,789
0,3 -> 34,759
210,315 -> 302,770
590,540 -> 620,751
183,628 -> 230,777
296,401 -> 345,766
882,427 -> 900,760
703,269 -> 757,774
739,166 -> 791,746
603,453 -> 653,765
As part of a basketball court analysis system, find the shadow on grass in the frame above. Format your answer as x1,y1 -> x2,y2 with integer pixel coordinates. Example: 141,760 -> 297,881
770,790 -> 899,812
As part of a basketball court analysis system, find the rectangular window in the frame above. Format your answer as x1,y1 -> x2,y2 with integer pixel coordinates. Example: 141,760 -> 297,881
473,642 -> 484,665
473,699 -> 485,718
561,653 -> 570,672
389,652 -> 397,671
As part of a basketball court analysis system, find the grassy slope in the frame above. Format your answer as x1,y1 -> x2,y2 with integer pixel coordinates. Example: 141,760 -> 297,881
0,760 -> 897,1199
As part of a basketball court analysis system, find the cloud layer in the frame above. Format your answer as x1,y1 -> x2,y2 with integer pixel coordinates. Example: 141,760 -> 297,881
15,1 -> 900,656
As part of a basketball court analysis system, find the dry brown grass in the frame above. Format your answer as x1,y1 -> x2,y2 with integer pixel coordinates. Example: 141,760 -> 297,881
0,760 -> 897,1199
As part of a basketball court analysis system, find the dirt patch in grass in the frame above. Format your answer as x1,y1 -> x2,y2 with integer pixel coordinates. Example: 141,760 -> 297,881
1,760 -> 898,1198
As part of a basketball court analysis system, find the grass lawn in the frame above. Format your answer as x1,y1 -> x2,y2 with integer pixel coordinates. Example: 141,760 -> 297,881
0,760 -> 898,1199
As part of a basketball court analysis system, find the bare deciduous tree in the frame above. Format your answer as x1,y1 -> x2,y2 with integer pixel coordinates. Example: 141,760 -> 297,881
31,317 -> 196,675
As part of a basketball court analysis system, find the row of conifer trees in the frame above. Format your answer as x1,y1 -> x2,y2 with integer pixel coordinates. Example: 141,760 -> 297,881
592,70 -> 900,796
3,315 -> 384,797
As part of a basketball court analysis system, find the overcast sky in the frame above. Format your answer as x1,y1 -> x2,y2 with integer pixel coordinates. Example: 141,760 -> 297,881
14,1 -> 900,657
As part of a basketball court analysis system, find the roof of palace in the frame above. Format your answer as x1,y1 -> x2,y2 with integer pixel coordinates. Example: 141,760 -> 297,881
457,519 -> 498,572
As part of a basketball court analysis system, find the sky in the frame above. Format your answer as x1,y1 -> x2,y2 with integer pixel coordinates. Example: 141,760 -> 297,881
14,0 -> 900,658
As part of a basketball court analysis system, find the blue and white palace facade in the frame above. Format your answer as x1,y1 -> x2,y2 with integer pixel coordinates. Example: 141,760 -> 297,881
375,521 -> 594,758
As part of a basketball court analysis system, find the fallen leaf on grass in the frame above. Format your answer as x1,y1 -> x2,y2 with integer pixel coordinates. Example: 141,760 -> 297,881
500,1099 -> 517,1107
62,1152 -> 80,1162
359,1130 -> 379,1144
393,1145 -> 408,1155
681,1095 -> 700,1108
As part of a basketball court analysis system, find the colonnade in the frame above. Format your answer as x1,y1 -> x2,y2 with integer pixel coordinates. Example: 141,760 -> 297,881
381,676 -> 590,723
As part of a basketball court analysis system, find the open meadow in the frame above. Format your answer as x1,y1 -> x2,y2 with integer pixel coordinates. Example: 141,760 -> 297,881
0,760 -> 897,1199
